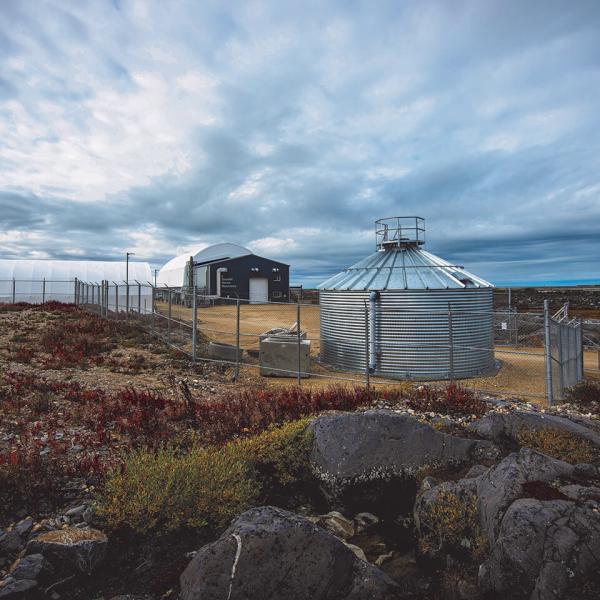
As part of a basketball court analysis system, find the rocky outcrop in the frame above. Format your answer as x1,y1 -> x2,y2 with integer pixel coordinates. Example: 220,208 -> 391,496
475,448 -> 575,544
415,449 -> 600,599
180,506 -> 400,600
479,497 -> 600,599
467,410 -> 600,448
309,410 -> 498,514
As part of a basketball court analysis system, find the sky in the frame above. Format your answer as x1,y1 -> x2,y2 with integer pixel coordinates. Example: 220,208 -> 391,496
0,0 -> 599,287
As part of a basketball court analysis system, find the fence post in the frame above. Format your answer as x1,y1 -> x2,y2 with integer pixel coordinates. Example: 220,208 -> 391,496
151,287 -> 155,330
192,285 -> 197,362
91,284 -> 95,306
557,320 -> 564,399
543,299 -> 554,406
115,284 -> 119,313
12,278 -> 15,304
74,278 -> 78,305
448,303 -> 454,381
168,289 -> 172,340
138,283 -> 141,314
297,302 -> 301,386
126,283 -> 129,319
42,277 -> 46,304
235,298 -> 241,381
364,303 -> 370,393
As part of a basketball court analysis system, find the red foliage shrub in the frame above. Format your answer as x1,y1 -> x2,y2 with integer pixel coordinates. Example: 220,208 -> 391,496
193,386 -> 375,443
406,383 -> 488,416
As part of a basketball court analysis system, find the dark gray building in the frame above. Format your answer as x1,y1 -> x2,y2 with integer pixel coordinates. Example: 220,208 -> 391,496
158,243 -> 289,303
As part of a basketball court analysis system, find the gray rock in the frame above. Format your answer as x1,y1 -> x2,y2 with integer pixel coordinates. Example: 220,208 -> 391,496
479,498 -> 600,599
0,578 -> 37,599
9,553 -> 54,583
464,464 -> 488,479
467,410 -> 600,448
26,527 -> 107,575
65,505 -> 86,519
573,463 -> 599,479
311,511 -> 355,540
309,410 -> 497,513
180,506 -> 399,600
354,512 -> 380,534
475,449 -> 574,543
0,531 -> 23,557
13,519 -> 33,539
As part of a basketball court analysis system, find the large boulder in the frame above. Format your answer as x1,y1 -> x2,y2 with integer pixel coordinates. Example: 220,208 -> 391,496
479,498 -> 600,599
475,448 -> 574,544
180,506 -> 400,600
309,410 -> 497,514
26,527 -> 107,575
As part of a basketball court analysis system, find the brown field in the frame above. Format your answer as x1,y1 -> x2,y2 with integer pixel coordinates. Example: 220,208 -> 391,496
155,301 -> 600,403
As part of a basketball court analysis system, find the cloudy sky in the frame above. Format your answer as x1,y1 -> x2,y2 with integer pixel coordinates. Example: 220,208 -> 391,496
1,0 -> 599,286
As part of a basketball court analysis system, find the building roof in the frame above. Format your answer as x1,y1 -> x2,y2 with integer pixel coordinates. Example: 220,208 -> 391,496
159,243 -> 292,287
318,246 -> 493,291
0,259 -> 152,284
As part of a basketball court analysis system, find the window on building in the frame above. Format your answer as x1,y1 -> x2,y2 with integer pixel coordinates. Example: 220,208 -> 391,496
272,291 -> 282,298
274,273 -> 281,282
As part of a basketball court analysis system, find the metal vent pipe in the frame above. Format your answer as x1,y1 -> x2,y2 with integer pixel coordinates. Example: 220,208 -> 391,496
369,290 -> 378,371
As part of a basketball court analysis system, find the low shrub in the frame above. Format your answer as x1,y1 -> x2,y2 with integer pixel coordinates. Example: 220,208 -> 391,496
407,383 -> 488,417
233,419 -> 314,487
192,386 -> 374,443
418,487 -> 487,561
97,419 -> 312,535
564,380 -> 600,416
516,426 -> 598,464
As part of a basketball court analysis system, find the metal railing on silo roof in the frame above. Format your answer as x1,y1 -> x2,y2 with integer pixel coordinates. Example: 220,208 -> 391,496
375,216 -> 425,249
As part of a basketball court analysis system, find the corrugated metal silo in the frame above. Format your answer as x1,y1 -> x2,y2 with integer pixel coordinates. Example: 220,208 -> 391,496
318,217 -> 495,380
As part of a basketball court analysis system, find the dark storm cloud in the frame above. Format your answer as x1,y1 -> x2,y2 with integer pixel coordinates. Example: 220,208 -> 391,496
0,0 -> 599,285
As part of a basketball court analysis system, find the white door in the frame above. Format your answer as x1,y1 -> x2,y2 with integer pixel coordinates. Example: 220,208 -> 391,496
249,277 -> 268,303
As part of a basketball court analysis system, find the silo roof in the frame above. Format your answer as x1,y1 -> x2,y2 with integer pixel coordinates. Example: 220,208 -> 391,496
318,246 -> 493,290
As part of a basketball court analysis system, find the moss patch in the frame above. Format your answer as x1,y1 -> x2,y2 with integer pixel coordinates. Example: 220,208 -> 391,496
516,426 -> 598,464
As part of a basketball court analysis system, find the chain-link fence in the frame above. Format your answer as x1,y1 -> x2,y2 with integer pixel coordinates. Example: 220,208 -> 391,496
2,279 -> 597,405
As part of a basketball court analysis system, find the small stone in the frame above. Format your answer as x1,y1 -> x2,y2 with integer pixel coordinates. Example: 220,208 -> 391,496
313,511 -> 355,540
65,506 -> 86,518
10,553 -> 54,582
82,508 -> 95,524
0,531 -> 23,557
420,476 -> 438,492
14,519 -> 33,539
0,578 -> 37,599
354,512 -> 380,534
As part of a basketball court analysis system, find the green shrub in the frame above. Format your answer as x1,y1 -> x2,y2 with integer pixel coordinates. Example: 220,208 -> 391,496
234,419 -> 314,487
97,419 -> 312,535
516,426 -> 598,464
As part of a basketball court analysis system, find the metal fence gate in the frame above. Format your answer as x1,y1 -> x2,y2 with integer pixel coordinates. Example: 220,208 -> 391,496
545,300 -> 584,402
